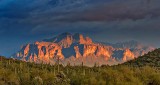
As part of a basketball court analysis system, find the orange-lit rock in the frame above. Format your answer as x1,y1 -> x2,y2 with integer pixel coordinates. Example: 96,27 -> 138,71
96,45 -> 112,60
122,49 -> 135,61
73,33 -> 92,44
83,44 -> 97,57
12,33 -> 154,66
85,37 -> 92,44
74,46 -> 82,58
58,34 -> 73,48
24,44 -> 30,57
14,41 -> 64,63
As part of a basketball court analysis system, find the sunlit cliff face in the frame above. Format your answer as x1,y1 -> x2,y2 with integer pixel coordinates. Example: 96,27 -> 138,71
122,49 -> 135,61
12,33 -> 154,66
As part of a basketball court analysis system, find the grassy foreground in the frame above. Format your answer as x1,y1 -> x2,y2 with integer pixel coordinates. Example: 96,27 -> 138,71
0,56 -> 160,85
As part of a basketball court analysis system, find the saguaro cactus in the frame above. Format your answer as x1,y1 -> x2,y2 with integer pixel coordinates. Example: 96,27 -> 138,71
81,62 -> 85,76
57,56 -> 60,73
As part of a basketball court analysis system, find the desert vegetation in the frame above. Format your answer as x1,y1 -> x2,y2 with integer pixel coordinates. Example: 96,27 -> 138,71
0,48 -> 160,85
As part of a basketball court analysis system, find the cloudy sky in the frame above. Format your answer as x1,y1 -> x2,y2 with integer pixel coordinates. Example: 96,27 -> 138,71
0,0 -> 160,56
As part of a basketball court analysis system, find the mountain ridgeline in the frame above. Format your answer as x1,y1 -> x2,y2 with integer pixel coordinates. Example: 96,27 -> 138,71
123,48 -> 160,67
12,33 -> 154,66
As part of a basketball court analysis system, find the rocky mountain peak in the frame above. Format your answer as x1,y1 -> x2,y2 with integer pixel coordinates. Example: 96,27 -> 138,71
43,33 -> 93,47
73,33 -> 92,44
12,33 -> 154,66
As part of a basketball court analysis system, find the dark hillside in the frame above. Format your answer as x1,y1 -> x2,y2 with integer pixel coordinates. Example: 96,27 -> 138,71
123,48 -> 160,67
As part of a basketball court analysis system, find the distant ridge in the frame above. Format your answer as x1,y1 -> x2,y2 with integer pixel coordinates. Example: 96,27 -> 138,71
11,33 -> 154,66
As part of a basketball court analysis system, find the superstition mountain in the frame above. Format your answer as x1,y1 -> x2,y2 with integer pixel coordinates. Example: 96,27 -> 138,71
11,33 -> 154,66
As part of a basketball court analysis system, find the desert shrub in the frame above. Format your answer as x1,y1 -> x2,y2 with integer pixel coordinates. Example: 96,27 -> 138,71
32,76 -> 43,85
54,71 -> 70,85
41,72 -> 56,85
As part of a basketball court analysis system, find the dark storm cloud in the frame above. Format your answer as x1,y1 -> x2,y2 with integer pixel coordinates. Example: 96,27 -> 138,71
0,0 -> 160,35
54,0 -> 160,22
1,0 -> 160,26
9,0 -> 159,34
0,0 -> 160,56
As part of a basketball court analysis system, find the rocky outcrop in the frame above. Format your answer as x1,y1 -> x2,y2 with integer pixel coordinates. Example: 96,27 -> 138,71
12,33 -> 154,66
74,46 -> 82,58
15,42 -> 64,63
122,49 -> 135,61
